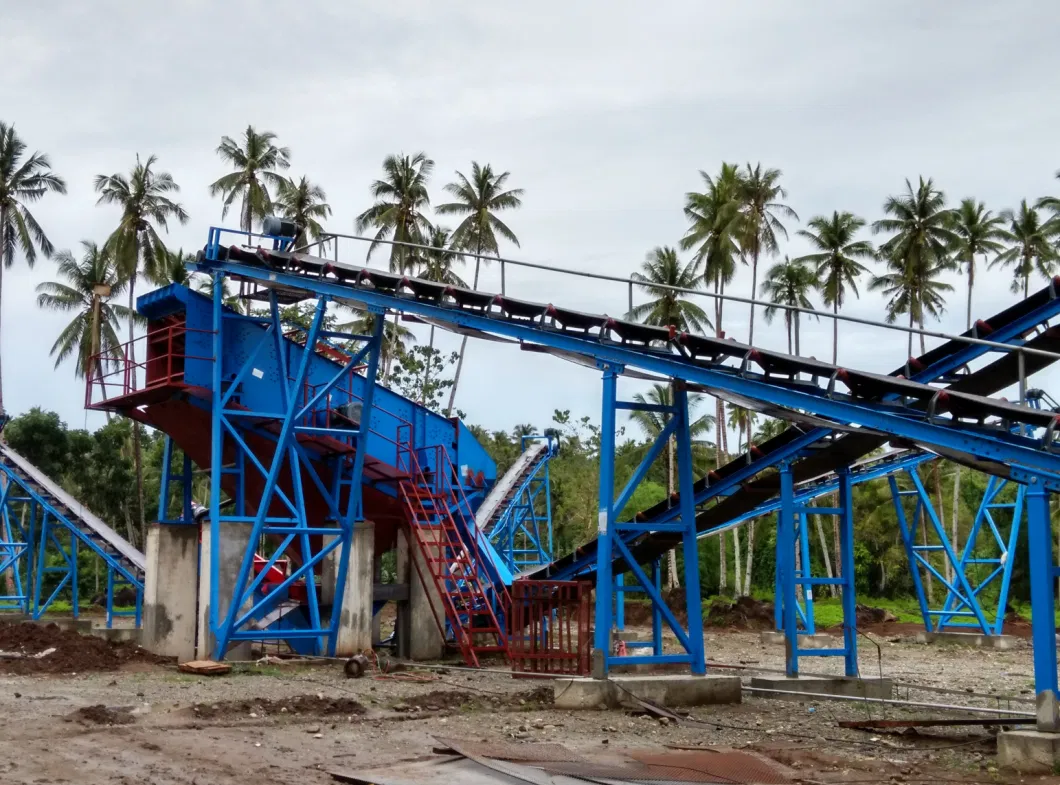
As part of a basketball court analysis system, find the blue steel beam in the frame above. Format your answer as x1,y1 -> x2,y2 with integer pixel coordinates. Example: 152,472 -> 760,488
198,256 -> 1060,487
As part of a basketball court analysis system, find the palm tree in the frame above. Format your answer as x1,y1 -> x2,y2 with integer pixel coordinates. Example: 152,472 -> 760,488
991,200 -> 1058,298
411,227 -> 466,404
209,126 -> 291,233
0,123 -> 67,413
35,241 -> 132,382
336,309 -> 415,378
760,256 -> 817,355
795,211 -> 875,363
629,384 -> 714,588
870,177 -> 957,356
356,152 -> 435,273
156,247 -> 194,287
437,162 -> 523,418
274,175 -> 331,250
95,154 -> 187,543
737,164 -> 798,346
356,152 -> 434,381
724,404 -> 759,596
628,247 -> 712,333
949,199 -> 1007,330
682,163 -> 743,479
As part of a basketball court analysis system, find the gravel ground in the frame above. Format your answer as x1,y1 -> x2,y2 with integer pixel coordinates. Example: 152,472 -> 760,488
0,630 -> 1052,784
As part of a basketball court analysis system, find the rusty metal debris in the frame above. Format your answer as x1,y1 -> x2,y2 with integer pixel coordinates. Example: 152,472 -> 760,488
839,716 -> 1035,730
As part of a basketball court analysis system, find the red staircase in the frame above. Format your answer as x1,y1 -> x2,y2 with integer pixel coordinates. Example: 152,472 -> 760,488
396,427 -> 510,667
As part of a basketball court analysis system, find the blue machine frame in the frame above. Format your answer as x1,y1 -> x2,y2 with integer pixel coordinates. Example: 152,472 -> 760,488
197,228 -> 1060,692
488,435 -> 556,573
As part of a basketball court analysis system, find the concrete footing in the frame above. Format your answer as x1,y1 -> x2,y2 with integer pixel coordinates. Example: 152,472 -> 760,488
405,528 -> 445,660
142,523 -> 199,662
553,675 -> 742,710
750,675 -> 893,700
914,631 -> 1017,650
759,631 -> 837,649
91,625 -> 141,644
196,522 -> 253,661
334,521 -> 375,656
998,730 -> 1060,773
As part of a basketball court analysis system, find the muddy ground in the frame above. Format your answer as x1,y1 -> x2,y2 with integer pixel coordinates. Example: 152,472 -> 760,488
0,625 -> 1053,784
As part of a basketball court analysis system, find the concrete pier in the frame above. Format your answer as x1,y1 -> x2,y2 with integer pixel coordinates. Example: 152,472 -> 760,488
914,631 -> 1017,650
196,521 -> 252,661
554,675 -> 742,710
999,693 -> 1060,772
142,523 -> 199,662
750,675 -> 893,700
406,527 -> 445,660
335,521 -> 375,656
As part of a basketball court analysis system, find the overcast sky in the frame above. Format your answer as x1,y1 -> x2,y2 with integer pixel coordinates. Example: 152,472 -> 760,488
2,1 -> 1059,440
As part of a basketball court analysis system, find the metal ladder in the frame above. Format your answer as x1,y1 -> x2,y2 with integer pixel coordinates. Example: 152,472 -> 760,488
396,428 -> 509,666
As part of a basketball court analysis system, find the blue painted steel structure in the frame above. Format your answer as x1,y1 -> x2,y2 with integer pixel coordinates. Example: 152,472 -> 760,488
0,423 -> 144,627
192,234 -> 1060,687
486,435 -> 557,573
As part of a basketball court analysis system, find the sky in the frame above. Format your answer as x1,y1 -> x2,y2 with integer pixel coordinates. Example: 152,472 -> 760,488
2,1 -> 1060,440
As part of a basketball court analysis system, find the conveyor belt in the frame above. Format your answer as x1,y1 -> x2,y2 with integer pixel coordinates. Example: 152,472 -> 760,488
201,244 -> 1060,584
0,443 -> 145,573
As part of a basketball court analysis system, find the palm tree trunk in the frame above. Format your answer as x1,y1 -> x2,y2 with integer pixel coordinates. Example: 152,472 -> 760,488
966,262 -> 974,332
794,313 -> 801,357
446,241 -> 483,418
832,301 -> 839,365
420,325 -> 436,406
785,313 -> 792,355
951,466 -> 961,584
907,310 -> 914,358
743,520 -> 755,596
748,248 -> 759,345
0,205 -> 6,417
832,490 -> 841,584
666,423 -> 679,590
814,512 -> 837,597
719,530 -> 727,595
919,318 -> 926,355
127,275 -> 147,547
934,462 -> 950,584
732,524 -> 742,598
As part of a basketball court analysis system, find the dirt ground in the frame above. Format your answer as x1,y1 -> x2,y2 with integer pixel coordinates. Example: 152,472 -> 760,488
0,625 -> 1053,785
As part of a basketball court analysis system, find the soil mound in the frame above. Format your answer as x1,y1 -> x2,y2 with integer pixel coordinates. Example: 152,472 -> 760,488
68,705 -> 135,725
389,687 -> 553,713
191,694 -> 367,720
705,596 -> 775,630
0,621 -> 169,674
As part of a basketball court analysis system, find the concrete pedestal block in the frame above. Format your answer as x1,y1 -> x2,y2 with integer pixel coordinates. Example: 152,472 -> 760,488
914,631 -> 1017,650
142,523 -> 199,662
91,626 -> 141,644
998,730 -> 1060,772
750,675 -> 893,700
406,527 -> 445,660
554,675 -> 742,710
335,521 -> 375,656
759,631 -> 837,649
196,522 -> 252,661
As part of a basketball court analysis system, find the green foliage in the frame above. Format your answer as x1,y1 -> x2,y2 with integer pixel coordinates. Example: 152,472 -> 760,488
388,343 -> 459,412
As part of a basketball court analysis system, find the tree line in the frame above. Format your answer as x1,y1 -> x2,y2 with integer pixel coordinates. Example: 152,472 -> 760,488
1,120 -> 1058,601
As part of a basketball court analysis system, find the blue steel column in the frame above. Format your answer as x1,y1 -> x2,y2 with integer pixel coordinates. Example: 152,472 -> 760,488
779,462 -> 798,676
592,365 -> 619,671
615,573 -> 625,631
1026,477 -> 1058,697
837,467 -> 859,677
209,270 -> 225,639
673,384 -> 705,674
326,311 -> 386,655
